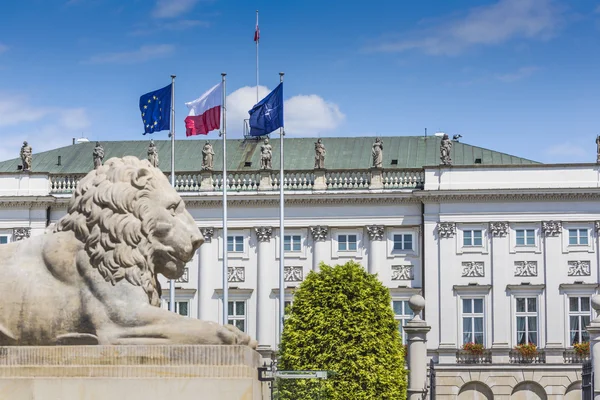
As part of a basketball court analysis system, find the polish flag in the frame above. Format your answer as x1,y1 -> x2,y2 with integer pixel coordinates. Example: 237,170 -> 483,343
254,23 -> 259,42
184,82 -> 222,136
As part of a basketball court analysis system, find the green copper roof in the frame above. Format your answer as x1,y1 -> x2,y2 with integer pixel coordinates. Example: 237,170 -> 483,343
0,136 -> 539,174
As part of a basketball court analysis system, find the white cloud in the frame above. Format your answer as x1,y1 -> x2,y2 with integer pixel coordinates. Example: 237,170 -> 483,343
368,0 -> 562,55
224,86 -> 345,137
130,19 -> 210,36
495,66 -> 539,82
83,44 -> 174,64
0,95 -> 91,162
152,0 -> 199,18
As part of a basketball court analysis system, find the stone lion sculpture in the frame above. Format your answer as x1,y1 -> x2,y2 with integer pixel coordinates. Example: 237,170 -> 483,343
0,156 -> 256,347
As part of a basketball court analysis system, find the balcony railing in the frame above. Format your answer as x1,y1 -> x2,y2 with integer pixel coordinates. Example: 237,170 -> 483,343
49,168 -> 425,194
509,349 -> 546,364
456,350 -> 492,364
563,349 -> 590,364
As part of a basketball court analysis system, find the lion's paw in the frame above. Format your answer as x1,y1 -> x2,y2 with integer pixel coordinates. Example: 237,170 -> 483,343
217,324 -> 258,349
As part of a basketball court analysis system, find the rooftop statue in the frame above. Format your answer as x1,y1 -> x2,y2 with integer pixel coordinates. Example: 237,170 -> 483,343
0,156 -> 256,347
202,141 -> 214,171
93,142 -> 104,169
372,138 -> 383,168
314,138 -> 326,169
260,138 -> 272,170
20,141 -> 32,171
147,139 -> 159,168
440,134 -> 452,165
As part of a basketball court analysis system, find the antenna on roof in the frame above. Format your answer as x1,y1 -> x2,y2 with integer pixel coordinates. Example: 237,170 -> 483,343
424,128 -> 427,138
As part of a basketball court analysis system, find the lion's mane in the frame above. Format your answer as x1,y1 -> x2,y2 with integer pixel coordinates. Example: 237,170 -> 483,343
55,156 -> 165,306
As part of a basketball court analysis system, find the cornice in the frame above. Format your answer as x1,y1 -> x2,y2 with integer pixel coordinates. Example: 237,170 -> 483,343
0,196 -> 57,208
416,189 -> 600,203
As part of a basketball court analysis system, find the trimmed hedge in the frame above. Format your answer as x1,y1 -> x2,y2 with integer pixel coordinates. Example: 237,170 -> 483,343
277,261 -> 407,400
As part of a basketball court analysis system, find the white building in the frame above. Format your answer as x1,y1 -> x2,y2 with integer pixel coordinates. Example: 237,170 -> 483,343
0,136 -> 592,399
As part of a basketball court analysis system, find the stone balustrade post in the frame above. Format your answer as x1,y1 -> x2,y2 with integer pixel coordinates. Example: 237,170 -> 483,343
258,171 -> 273,191
198,227 -> 214,321
313,169 -> 327,190
366,225 -> 385,275
255,226 -> 273,350
404,295 -> 431,400
310,226 -> 328,271
200,170 -> 214,191
369,167 -> 383,190
587,295 -> 600,399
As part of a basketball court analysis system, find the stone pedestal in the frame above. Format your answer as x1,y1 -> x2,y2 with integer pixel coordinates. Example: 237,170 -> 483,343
587,295 -> 600,399
490,345 -> 510,364
0,345 -> 267,400
258,170 -> 273,191
199,170 -> 213,191
310,226 -> 328,271
313,169 -> 327,190
369,167 -> 383,190
404,295 -> 431,400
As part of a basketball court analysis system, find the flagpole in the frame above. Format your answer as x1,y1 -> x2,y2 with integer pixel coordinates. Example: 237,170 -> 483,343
278,72 -> 285,341
169,74 -> 176,313
221,73 -> 229,327
255,10 -> 259,103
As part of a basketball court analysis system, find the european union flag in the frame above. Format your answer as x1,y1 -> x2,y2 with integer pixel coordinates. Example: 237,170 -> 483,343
248,82 -> 283,137
140,83 -> 172,135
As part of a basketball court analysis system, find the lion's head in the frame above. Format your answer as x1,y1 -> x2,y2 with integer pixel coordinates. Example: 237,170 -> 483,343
55,156 -> 204,306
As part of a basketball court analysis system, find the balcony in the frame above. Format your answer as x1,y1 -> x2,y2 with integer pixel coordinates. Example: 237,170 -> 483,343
509,349 -> 546,364
563,349 -> 590,364
456,350 -> 492,364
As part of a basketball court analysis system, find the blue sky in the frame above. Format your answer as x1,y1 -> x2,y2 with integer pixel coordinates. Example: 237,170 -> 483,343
1,0 -> 599,163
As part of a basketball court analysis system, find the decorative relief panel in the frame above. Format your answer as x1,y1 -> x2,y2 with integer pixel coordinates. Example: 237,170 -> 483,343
255,226 -> 273,242
568,261 -> 590,276
595,221 -> 600,235
13,227 -> 31,241
489,222 -> 508,237
391,265 -> 413,280
366,225 -> 385,241
461,262 -> 484,277
284,266 -> 303,282
437,222 -> 456,238
542,221 -> 562,237
227,267 -> 245,282
200,227 -> 214,243
176,267 -> 189,283
310,226 -> 328,242
514,261 -> 537,277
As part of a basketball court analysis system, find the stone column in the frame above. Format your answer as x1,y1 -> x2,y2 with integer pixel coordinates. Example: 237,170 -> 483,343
542,221 -> 564,363
587,295 -> 600,400
198,227 -> 214,321
310,226 -> 328,271
366,225 -> 385,275
404,295 -> 431,400
255,226 -> 273,350
489,222 -> 511,363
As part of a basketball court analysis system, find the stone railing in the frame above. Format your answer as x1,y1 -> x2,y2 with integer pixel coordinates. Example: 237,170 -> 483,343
49,168 -> 425,194
509,349 -> 546,364
455,350 -> 492,364
563,349 -> 589,364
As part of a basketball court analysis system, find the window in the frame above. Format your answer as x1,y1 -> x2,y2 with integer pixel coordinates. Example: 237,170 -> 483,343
516,229 -> 535,246
166,301 -> 189,317
228,301 -> 246,332
338,234 -> 357,251
284,235 -> 302,252
569,229 -> 589,246
516,297 -> 538,345
463,230 -> 483,247
0,236 -> 8,244
393,300 -> 414,344
569,296 -> 591,345
393,234 -> 413,251
462,298 -> 484,345
227,236 -> 244,252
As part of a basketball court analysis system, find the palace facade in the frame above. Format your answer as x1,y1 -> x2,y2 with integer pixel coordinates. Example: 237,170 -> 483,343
0,135 -> 592,399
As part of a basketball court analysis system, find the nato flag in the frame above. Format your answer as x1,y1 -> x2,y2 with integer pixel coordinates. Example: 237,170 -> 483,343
140,83 -> 172,135
248,82 -> 283,136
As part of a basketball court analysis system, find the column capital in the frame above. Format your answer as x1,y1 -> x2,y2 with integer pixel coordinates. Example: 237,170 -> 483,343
199,227 -> 214,243
366,225 -> 385,241
542,220 -> 562,236
489,221 -> 509,237
255,226 -> 273,242
437,222 -> 456,238
310,225 -> 328,242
